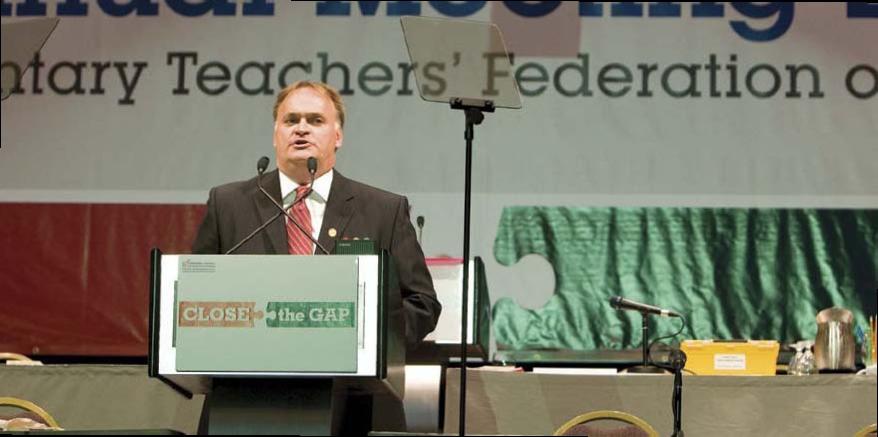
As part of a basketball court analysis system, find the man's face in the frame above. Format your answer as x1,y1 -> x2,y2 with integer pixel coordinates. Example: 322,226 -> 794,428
273,87 -> 343,179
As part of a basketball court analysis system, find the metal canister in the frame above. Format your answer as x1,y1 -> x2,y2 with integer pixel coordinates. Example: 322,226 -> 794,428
814,307 -> 856,372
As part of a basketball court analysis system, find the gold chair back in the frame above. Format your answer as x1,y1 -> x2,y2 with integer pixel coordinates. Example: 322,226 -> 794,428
0,397 -> 61,429
0,352 -> 34,363
854,423 -> 877,437
554,410 -> 659,437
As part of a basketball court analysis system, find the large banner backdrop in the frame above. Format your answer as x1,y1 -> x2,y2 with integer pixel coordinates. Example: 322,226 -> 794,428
1,1 -> 876,356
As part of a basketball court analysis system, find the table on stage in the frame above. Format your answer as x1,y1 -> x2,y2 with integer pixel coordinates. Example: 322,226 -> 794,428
2,364 -> 876,435
0,365 -> 203,434
445,368 -> 877,436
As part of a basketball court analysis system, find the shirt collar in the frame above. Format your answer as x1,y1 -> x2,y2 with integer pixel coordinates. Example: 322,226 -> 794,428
279,168 -> 333,206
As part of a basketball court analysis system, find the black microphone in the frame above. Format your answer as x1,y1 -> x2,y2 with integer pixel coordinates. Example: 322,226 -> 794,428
254,156 -> 329,255
416,215 -> 425,245
669,349 -> 687,370
609,296 -> 681,318
306,157 -> 317,199
257,156 -> 270,174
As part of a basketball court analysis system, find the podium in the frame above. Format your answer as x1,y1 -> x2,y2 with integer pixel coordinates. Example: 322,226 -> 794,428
147,249 -> 405,435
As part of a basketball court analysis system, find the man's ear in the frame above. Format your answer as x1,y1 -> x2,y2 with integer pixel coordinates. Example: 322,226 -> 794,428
335,125 -> 344,150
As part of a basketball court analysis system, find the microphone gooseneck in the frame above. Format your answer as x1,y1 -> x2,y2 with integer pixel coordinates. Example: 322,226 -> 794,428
306,157 -> 317,198
609,296 -> 681,318
225,157 -> 283,255
257,160 -> 328,255
225,157 -> 329,255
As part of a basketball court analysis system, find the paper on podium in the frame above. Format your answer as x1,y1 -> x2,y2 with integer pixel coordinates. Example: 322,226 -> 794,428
424,257 -> 476,344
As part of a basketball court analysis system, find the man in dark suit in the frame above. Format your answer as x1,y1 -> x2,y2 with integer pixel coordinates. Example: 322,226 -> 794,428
192,80 -> 441,346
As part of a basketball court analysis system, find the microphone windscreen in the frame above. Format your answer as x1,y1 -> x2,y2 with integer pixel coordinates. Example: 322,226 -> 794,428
307,157 -> 318,174
669,349 -> 687,368
257,156 -> 270,174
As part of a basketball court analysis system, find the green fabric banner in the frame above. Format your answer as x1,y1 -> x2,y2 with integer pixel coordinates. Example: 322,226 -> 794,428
492,208 -> 877,350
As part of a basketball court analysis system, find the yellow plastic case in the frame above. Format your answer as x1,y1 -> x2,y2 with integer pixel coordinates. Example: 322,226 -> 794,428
680,340 -> 779,376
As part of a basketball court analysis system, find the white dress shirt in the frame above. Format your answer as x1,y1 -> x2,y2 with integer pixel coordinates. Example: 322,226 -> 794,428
279,168 -> 333,251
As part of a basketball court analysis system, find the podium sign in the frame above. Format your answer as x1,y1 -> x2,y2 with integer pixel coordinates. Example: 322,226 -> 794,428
151,253 -> 396,384
174,256 -> 360,373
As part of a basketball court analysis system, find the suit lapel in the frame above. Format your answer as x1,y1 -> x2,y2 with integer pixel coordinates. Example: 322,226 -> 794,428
253,169 -> 288,255
318,171 -> 355,255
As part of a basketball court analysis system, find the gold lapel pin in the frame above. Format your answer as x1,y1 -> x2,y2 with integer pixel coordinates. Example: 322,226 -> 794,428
328,228 -> 337,238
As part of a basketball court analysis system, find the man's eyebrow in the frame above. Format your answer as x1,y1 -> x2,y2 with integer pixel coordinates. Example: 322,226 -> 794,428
283,112 -> 324,119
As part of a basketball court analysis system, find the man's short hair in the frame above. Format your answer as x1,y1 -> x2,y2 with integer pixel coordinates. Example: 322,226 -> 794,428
272,81 -> 346,128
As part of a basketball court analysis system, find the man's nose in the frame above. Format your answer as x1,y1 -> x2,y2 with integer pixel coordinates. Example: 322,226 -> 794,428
293,119 -> 310,133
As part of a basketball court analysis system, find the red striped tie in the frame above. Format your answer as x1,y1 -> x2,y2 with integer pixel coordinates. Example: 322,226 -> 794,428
286,186 -> 313,255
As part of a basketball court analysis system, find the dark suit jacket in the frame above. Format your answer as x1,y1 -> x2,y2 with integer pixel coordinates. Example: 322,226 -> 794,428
192,169 -> 441,345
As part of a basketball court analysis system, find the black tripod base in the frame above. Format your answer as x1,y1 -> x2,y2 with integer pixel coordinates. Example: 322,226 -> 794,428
625,365 -> 668,374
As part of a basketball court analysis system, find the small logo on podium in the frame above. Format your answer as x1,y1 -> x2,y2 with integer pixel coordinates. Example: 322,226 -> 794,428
181,259 -> 216,273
